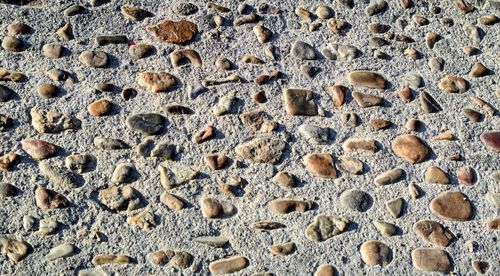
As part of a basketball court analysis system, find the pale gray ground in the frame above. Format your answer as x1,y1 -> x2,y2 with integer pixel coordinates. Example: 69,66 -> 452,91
0,0 -> 499,275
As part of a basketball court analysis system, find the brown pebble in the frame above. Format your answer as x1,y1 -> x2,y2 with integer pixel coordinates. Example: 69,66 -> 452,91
469,62 -> 489,77
35,186 -> 69,209
413,220 -> 454,247
38,84 -> 59,99
328,85 -> 346,107
268,199 -> 313,214
360,240 -> 392,267
405,118 -> 421,131
424,166 -> 449,184
478,15 -> 499,25
7,22 -> 30,36
0,152 -> 18,172
472,260 -> 489,274
370,119 -> 391,130
391,134 -> 430,164
272,171 -> 296,188
411,248 -> 451,273
150,250 -> 174,266
438,75 -> 468,93
269,242 -> 296,256
209,256 -> 249,274
56,23 -> 73,40
303,153 -> 337,178
462,108 -> 483,122
314,264 -> 336,276
204,154 -> 229,171
252,91 -> 267,103
160,191 -> 185,211
87,99 -> 112,117
457,166 -> 476,185
486,217 -> 499,230
21,139 -> 57,160
2,36 -> 24,52
398,86 -> 412,102
430,191 -> 472,221
192,124 -> 215,144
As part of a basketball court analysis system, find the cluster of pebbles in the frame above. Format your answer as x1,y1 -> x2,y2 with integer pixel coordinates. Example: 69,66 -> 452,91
0,0 -> 499,275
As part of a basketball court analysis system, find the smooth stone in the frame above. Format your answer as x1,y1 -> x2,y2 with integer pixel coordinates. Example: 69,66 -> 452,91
340,189 -> 371,212
36,218 -> 58,236
127,209 -> 156,231
486,217 -> 500,230
89,0 -> 110,6
121,5 -> 154,21
7,22 -> 30,35
374,168 -> 404,185
56,23 -> 73,40
172,2 -> 198,15
147,19 -> 198,44
0,182 -> 17,197
98,185 -> 141,212
341,112 -> 358,127
438,76 -> 468,93
137,72 -> 176,92
314,264 -> 336,276
370,118 -> 391,130
411,248 -> 451,273
430,191 -> 472,221
22,215 -> 36,231
413,220 -> 454,247
79,50 -> 108,68
428,57 -> 444,71
87,99 -> 112,116
215,58 -> 232,70
170,251 -> 193,269
213,95 -> 237,116
42,43 -> 63,59
200,198 -> 236,219
403,73 -> 423,89
420,91 -> 442,113
126,113 -> 165,135
0,85 -> 15,102
235,136 -> 286,164
360,240 -> 392,267
0,238 -> 29,262
347,71 -> 387,89
480,131 -> 500,152
269,242 -> 296,256
336,155 -> 363,175
94,137 -> 128,150
150,250 -> 174,266
93,255 -> 133,265
283,88 -> 318,116
305,215 -> 349,242
366,0 -> 387,16
111,163 -> 136,184
39,160 -> 78,190
472,260 -> 489,274
95,35 -> 128,46
272,171 -> 296,188
35,187 -> 69,209
372,221 -> 397,236
209,256 -> 249,274
463,108 -> 483,122
352,92 -> 383,107
469,62 -> 489,77
316,5 -> 334,19
38,84 -> 58,99
250,221 -> 286,231
391,134 -> 430,164
129,44 -> 155,59
64,4 -> 85,16
150,142 -> 175,160
46,243 -> 77,261
160,191 -> 185,211
457,166 -> 476,185
47,69 -> 70,82
386,197 -> 404,218
291,41 -> 316,60
298,124 -> 329,144
268,199 -> 313,214
159,162 -> 198,189
2,36 -> 24,52
424,166 -> 449,184
191,124 -> 215,144
342,138 -> 377,153
204,154 -> 228,171
21,139 -> 57,160
303,153 -> 337,178
194,236 -> 228,248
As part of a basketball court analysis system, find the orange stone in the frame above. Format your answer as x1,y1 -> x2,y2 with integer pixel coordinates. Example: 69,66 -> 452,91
147,19 -> 197,44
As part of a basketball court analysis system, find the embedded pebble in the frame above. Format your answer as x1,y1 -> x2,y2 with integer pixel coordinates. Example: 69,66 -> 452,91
121,5 -> 154,21
37,83 -> 58,99
374,168 -> 404,186
160,191 -> 185,211
352,92 -> 383,107
340,189 -> 371,212
413,220 -> 454,247
126,113 -> 165,135
272,171 -> 296,188
336,156 -> 363,175
173,2 -> 198,16
386,197 -> 404,218
347,71 -> 387,89
200,197 -> 236,218
159,162 -> 198,189
87,99 -> 112,116
360,240 -> 392,267
0,238 -> 29,262
480,131 -> 500,152
138,72 -> 177,92
268,199 -> 313,214
235,136 -> 286,164
342,138 -> 377,153
291,41 -> 316,60
42,43 -> 63,59
46,243 -> 77,261
372,221 -> 397,237
298,124 -> 329,144
391,135 -> 430,164
314,264 -> 336,276
39,160 -> 78,190
209,256 -> 249,274
0,182 -> 17,197
21,139 -> 57,160
147,19 -> 198,44
305,215 -> 349,242
456,166 -> 476,185
129,44 -> 155,59
98,185 -> 141,212
411,248 -> 451,273
111,162 -> 136,184
430,191 -> 472,221
2,36 -> 24,52
269,242 -> 296,256
0,85 -> 15,102
424,166 -> 449,184
303,153 -> 337,178
79,50 -> 108,68
127,209 -> 156,231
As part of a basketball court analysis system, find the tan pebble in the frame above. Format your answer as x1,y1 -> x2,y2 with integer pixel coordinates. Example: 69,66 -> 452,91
462,45 -> 479,56
342,138 -> 377,153
398,86 -> 412,102
160,191 -> 185,211
404,47 -> 420,59
472,260 -> 489,274
7,22 -> 30,36
370,118 -> 391,130
0,152 -> 19,172
471,96 -> 494,117
56,23 -> 73,40
462,108 -> 483,122
137,71 -> 176,92
204,154 -> 228,171
391,134 -> 430,164
411,248 -> 451,273
314,264 -> 336,276
456,166 -> 476,185
87,99 -> 112,116
305,214 -> 349,242
42,43 -> 63,59
430,191 -> 472,221
250,221 -> 286,231
295,7 -> 312,22
466,240 -> 477,252
372,221 -> 397,236
127,209 -> 156,231
469,62 -> 489,77
328,85 -> 345,107
150,250 -> 174,265
269,242 -> 296,256
413,220 -> 454,247
385,197 -> 404,218
352,92 -> 383,107
268,199 -> 313,214
37,84 -> 58,99
347,71 -> 387,89
405,118 -> 421,131
438,75 -> 468,93
425,32 -> 440,48
327,19 -> 350,35
93,255 -> 133,265
360,240 -> 392,267
408,183 -> 421,199
2,36 -> 24,52
433,130 -> 454,141
272,171 -> 296,188
486,217 -> 500,230
128,43 -> 155,59
235,136 -> 286,164
200,197 -> 235,219
316,5 -> 334,19
242,54 -> 264,64
209,256 -> 249,274
478,15 -> 498,25
303,153 -> 337,178
253,24 -> 272,43
147,19 -> 197,44
35,186 -> 68,209
169,49 -> 202,68
0,238 -> 30,262
374,168 -> 404,186
21,139 -> 57,160
424,166 -> 449,184
336,155 -> 363,175
252,91 -> 267,103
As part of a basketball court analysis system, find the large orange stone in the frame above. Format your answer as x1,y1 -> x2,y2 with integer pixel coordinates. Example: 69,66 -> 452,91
147,19 -> 197,44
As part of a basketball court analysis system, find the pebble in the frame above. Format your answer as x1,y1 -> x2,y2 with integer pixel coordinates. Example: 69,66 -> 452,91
122,87 -> 137,100
391,134 -> 430,164
213,95 -> 237,116
39,160 -> 79,190
268,199 -> 313,214
215,58 -> 232,70
38,83 -> 59,99
420,91 -> 441,113
172,2 -> 198,16
21,139 -> 57,160
89,0 -> 110,7
365,0 -> 387,16
235,136 -> 286,164
200,197 -> 236,219
369,37 -> 387,47
111,163 -> 136,184
438,75 -> 468,93
305,215 -> 349,242
147,19 -> 198,44
369,23 -> 390,33
480,131 -> 500,152
127,208 -> 156,231
372,221 -> 397,236
370,119 -> 391,130
160,191 -> 185,211
121,5 -> 154,21
209,256 -> 249,274
47,69 -> 70,82
56,23 -> 73,40
79,50 -> 108,68
0,238 -> 29,262
151,142 -> 176,160
129,44 -> 155,59
340,189 -> 372,212
314,264 -> 336,276
253,24 -> 272,43
194,236 -> 228,248
272,171 -> 296,188
0,69 -> 25,82
170,251 -> 193,269
42,43 -> 63,59
478,15 -> 499,25
298,124 -> 329,144
430,191 -> 472,221
386,197 -> 404,218
341,112 -> 358,127
35,186 -> 68,209
46,243 -> 77,261
290,41 -> 316,60
269,242 -> 296,256
404,47 -> 420,59
87,99 -> 112,116
192,124 -> 215,144
0,182 -> 17,197
347,71 -> 387,89
374,168 -> 404,185
159,162 -> 198,189
336,155 -> 363,175
428,57 -> 444,71
7,22 -> 30,35
251,221 -> 286,231
463,108 -> 483,122
405,119 -> 420,131
413,220 -> 454,247
472,260 -> 489,274
36,218 -> 58,236
403,73 -> 423,89
138,72 -> 176,92
2,36 -> 24,52
98,185 -> 141,211
204,154 -> 229,170
316,5 -> 334,19
0,85 -> 14,102
22,215 -> 36,231
95,35 -> 128,46
342,138 -> 377,153
64,4 -> 85,16
425,32 -> 440,48
328,85 -> 345,107
456,166 -> 476,185
93,255 -> 133,265
0,114 -> 12,131
352,92 -> 383,107
0,152 -> 18,172
486,218 -> 500,230
360,240 -> 392,267
94,137 -> 128,150
411,248 -> 451,273
126,113 -> 165,135
303,153 -> 337,178
424,166 -> 449,184
469,62 -> 489,77
283,88 -> 318,116
326,19 -> 351,35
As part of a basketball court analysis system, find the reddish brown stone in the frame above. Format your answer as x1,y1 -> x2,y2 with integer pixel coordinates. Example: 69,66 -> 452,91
21,139 -> 57,160
430,191 -> 472,221
147,20 -> 198,44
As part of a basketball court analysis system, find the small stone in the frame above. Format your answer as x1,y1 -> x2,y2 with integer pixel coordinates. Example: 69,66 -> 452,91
42,43 -> 63,59
79,50 -> 108,68
411,248 -> 451,273
93,255 -> 134,265
56,23 -> 73,40
7,22 -> 30,36
360,240 -> 392,267
486,218 -> 500,230
269,242 -> 296,256
340,189 -> 372,212
194,236 -> 228,248
95,35 -> 128,46
272,171 -> 296,188
172,2 -> 198,16
480,131 -> 500,152
370,119 -> 391,130
374,168 -> 405,185
138,72 -> 176,92
316,5 -> 334,19
303,153 -> 337,178
404,47 -> 420,59
215,58 -> 232,70
314,264 -> 336,276
305,214 -> 349,242
129,44 -> 155,59
456,166 -> 476,185
94,137 -> 128,150
283,88 -> 318,116
2,36 -> 24,52
391,134 -> 430,164
347,71 -> 387,89
209,256 -> 249,274
253,24 -> 272,43
235,136 -> 286,164
37,84 -> 58,99
160,191 -> 185,211
438,76 -> 468,93
36,218 -> 58,236
159,162 -> 198,189
372,221 -> 397,236
463,24 -> 480,41
147,19 -> 197,44
251,221 -> 286,231
425,32 -> 440,49
298,124 -> 329,145
291,41 -> 316,60
0,84 -> 15,102
328,85 -> 345,107
89,0 -> 110,7
420,91 -> 442,113
46,243 -> 77,261
126,113 -> 165,135
47,69 -> 69,82
0,183 -> 17,197
430,191 -> 472,221
472,260 -> 489,274
253,91 -> 267,103
352,92 -> 383,107
204,154 -> 229,171
35,186 -> 69,209
151,142 -> 175,160
424,166 -> 449,184
478,15 -> 499,25
170,251 -> 193,269
111,163 -> 136,184
428,57 -> 444,72
192,124 -> 215,144
87,99 -> 112,116
409,183 -> 421,199
386,197 -> 404,218
0,114 -> 12,131
341,112 -> 358,127
201,198 -> 236,219
469,62 -> 489,77
486,192 -> 500,208
413,220 -> 454,247
336,156 -> 363,175
0,152 -> 18,172
342,138 -> 377,153
403,73 -> 423,89
39,160 -> 79,190
121,5 -> 154,21
22,215 -> 36,231
463,108 -> 483,122
268,199 -> 313,214
462,46 -> 479,56
213,94 -> 237,116
0,238 -> 29,262
366,0 -> 387,16
21,139 -> 57,160
369,37 -> 387,47
127,209 -> 156,231
98,185 -> 141,212
64,4 -> 85,16
164,104 -> 193,116
405,119 -> 420,131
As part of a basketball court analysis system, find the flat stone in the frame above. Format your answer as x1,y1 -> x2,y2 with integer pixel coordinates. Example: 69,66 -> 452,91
413,220 -> 454,247
159,162 -> 198,189
250,221 -> 286,231
272,171 -> 296,188
79,50 -> 108,68
94,137 -> 128,150
163,104 -> 193,115
457,166 -> 476,185
192,124 -> 215,144
0,238 -> 29,262
151,142 -> 175,160
486,217 -> 500,230
0,114 -> 12,131
411,248 -> 451,273
0,85 -> 15,102
129,43 -> 155,59
6,22 -> 30,35
352,92 -> 383,107
291,41 -> 316,60
204,154 -> 228,170
235,136 -> 286,164
439,76 -> 468,93
138,72 -> 177,92
213,95 -> 237,116
46,243 -> 77,261
200,197 -> 236,219
0,152 -> 18,172
430,191 -> 472,221
391,134 -> 430,164
374,168 -> 405,185
336,155 -> 363,175
347,71 -> 387,89
463,108 -> 483,122
372,221 -> 397,236
126,113 -> 165,135
147,19 -> 198,44
0,182 -> 17,197
360,240 -> 392,267
39,160 -> 78,190
87,99 -> 112,116
386,197 -> 404,218
42,43 -> 63,59
160,192 -> 185,211
370,118 -> 391,130
2,36 -> 24,52
424,166 -> 449,184
95,35 -> 128,46
472,260 -> 489,274
268,199 -> 313,214
127,209 -> 156,231
65,153 -> 94,173
340,189 -> 371,212
283,88 -> 318,116
314,264 -> 336,276
366,0 -> 387,16
342,138 -> 377,153
36,218 -> 58,236
170,251 -> 193,269
38,83 -> 58,99
420,91 -> 442,113
21,139 -> 57,160
305,214 -> 349,242
172,2 -> 198,15
194,236 -> 228,248
480,131 -> 500,152
303,153 -> 337,178
35,187 -> 68,209
93,255 -> 133,265
209,256 -> 249,274
469,62 -> 489,77
98,185 -> 141,212
298,124 -> 329,144
269,242 -> 296,256
31,108 -> 80,133
111,163 -> 136,184
121,5 -> 154,21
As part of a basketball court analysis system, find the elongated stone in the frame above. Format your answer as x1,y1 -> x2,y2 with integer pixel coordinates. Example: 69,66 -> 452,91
209,256 -> 249,274
250,221 -> 286,231
480,131 -> 500,152
420,91 -> 442,113
31,108 -> 80,133
411,248 -> 451,273
347,71 -> 387,89
303,153 -> 337,178
352,92 -> 383,107
269,242 -> 296,256
194,236 -> 228,248
147,20 -> 198,44
268,199 -> 313,214
21,139 -> 57,160
46,243 -> 77,261
374,168 -> 404,185
39,160 -> 78,190
372,221 -> 397,236
126,113 -> 165,135
343,138 -> 377,153
35,187 -> 69,209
